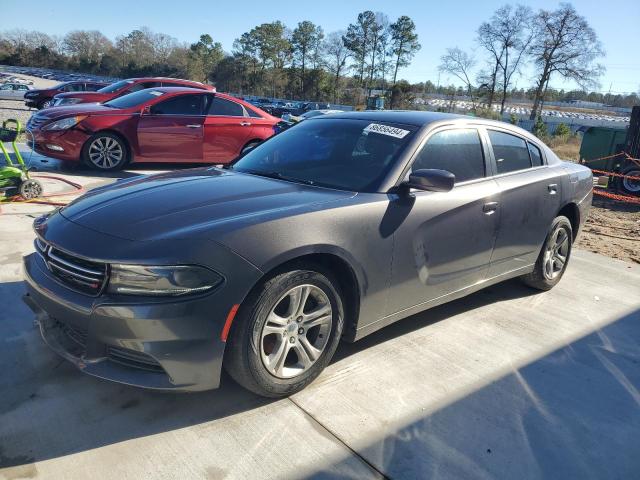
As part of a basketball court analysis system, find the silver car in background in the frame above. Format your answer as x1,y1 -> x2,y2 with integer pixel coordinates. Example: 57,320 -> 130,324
0,82 -> 32,101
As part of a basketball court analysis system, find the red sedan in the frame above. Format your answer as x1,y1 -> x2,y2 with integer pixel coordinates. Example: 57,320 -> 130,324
26,88 -> 280,170
51,77 -> 214,107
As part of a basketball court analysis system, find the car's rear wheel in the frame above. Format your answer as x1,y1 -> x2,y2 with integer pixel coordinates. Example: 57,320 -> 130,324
224,268 -> 344,397
617,165 -> 640,196
521,215 -> 573,291
82,133 -> 129,171
241,140 -> 261,156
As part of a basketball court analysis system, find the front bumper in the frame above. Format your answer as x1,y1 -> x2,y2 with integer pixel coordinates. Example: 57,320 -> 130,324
22,229 -> 262,392
25,128 -> 86,162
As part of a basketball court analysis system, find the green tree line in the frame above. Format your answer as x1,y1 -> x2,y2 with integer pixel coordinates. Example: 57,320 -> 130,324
0,11 -> 421,107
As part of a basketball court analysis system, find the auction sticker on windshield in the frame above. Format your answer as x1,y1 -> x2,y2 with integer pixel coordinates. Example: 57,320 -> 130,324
363,123 -> 410,139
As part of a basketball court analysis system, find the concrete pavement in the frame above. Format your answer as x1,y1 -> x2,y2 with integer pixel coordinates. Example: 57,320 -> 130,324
1,153 -> 638,479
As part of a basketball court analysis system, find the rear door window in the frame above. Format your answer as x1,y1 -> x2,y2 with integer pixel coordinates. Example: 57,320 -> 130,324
488,130 -> 532,174
412,128 -> 486,183
208,97 -> 245,117
528,142 -> 544,166
150,94 -> 205,115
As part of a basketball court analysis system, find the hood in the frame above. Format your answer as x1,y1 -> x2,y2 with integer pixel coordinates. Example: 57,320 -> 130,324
59,169 -> 354,241
31,103 -> 125,122
54,91 -> 111,103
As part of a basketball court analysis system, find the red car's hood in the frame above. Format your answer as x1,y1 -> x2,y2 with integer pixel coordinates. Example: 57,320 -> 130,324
53,91 -> 113,103
32,103 -> 126,121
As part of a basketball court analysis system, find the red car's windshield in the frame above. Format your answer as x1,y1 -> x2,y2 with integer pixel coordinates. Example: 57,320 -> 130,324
98,80 -> 134,94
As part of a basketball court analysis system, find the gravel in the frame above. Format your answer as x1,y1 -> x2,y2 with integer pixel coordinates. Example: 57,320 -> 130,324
0,71 -> 58,129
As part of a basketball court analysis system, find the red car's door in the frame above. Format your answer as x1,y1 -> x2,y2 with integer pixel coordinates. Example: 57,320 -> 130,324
203,96 -> 254,163
137,93 -> 206,163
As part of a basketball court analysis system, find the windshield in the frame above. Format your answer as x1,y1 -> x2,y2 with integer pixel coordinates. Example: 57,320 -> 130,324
232,118 -> 417,192
98,79 -> 134,93
104,89 -> 165,109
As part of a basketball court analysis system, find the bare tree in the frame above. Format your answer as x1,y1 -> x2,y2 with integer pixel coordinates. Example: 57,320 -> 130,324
528,3 -> 604,119
439,47 -> 476,106
324,31 -> 350,103
478,5 -> 533,113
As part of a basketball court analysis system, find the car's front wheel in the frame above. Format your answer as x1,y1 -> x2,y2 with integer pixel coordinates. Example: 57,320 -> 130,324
81,133 -> 129,171
224,268 -> 344,397
521,215 -> 573,291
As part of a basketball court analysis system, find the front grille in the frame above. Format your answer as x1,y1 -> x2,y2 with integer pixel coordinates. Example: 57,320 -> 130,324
36,238 -> 108,295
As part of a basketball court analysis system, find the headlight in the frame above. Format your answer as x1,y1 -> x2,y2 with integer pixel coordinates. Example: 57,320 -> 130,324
42,115 -> 87,131
107,264 -> 223,296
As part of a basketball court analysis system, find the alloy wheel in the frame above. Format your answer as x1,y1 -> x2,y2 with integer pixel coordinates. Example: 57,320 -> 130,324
259,284 -> 332,379
543,226 -> 570,280
88,137 -> 124,169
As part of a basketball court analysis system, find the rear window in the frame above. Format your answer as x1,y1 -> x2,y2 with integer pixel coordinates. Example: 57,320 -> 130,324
528,142 -> 544,166
104,89 -> 165,109
488,130 -> 532,174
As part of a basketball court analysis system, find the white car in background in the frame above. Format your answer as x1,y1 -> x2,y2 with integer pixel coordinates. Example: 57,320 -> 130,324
0,82 -> 32,101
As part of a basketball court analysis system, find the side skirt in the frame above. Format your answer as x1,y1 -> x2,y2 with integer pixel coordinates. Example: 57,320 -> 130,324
352,264 -> 534,341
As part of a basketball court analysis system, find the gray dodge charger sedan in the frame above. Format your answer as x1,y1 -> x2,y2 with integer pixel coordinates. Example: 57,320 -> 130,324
23,111 -> 593,397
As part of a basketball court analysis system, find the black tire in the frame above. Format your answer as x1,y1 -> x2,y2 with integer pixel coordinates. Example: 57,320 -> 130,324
240,140 -> 260,156
616,165 -> 640,196
81,132 -> 129,171
521,215 -> 573,291
37,99 -> 51,110
224,268 -> 344,398
19,179 -> 43,199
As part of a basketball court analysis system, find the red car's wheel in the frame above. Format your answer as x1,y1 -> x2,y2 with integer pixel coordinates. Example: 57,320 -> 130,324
81,133 -> 129,171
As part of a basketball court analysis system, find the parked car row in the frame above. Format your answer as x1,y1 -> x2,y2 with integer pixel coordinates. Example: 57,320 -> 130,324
1,64 -> 117,85
24,80 -> 108,109
27,86 -> 280,169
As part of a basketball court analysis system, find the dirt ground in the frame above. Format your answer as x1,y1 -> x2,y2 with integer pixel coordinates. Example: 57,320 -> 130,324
576,196 -> 640,264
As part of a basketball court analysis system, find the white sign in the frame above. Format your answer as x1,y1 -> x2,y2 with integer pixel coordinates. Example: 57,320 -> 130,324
363,123 -> 410,139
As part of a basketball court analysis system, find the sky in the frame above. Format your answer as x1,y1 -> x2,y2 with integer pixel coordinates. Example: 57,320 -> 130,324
2,0 -> 638,94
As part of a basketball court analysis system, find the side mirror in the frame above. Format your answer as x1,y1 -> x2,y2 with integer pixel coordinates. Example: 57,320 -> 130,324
403,169 -> 455,192
141,105 -> 151,115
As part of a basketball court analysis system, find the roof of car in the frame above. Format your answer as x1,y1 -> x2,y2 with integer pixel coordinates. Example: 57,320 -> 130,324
318,110 -> 548,147
128,77 -> 208,85
324,110 -> 468,126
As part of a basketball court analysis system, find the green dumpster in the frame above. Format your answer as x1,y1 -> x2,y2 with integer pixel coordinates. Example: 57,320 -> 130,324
579,126 -> 628,171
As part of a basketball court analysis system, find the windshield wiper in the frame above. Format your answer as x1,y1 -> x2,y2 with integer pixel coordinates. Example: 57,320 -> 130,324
238,169 -> 317,186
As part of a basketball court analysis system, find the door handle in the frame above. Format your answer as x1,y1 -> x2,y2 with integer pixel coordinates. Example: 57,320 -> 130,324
240,121 -> 252,127
548,183 -> 558,194
483,202 -> 499,214
186,124 -> 201,128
